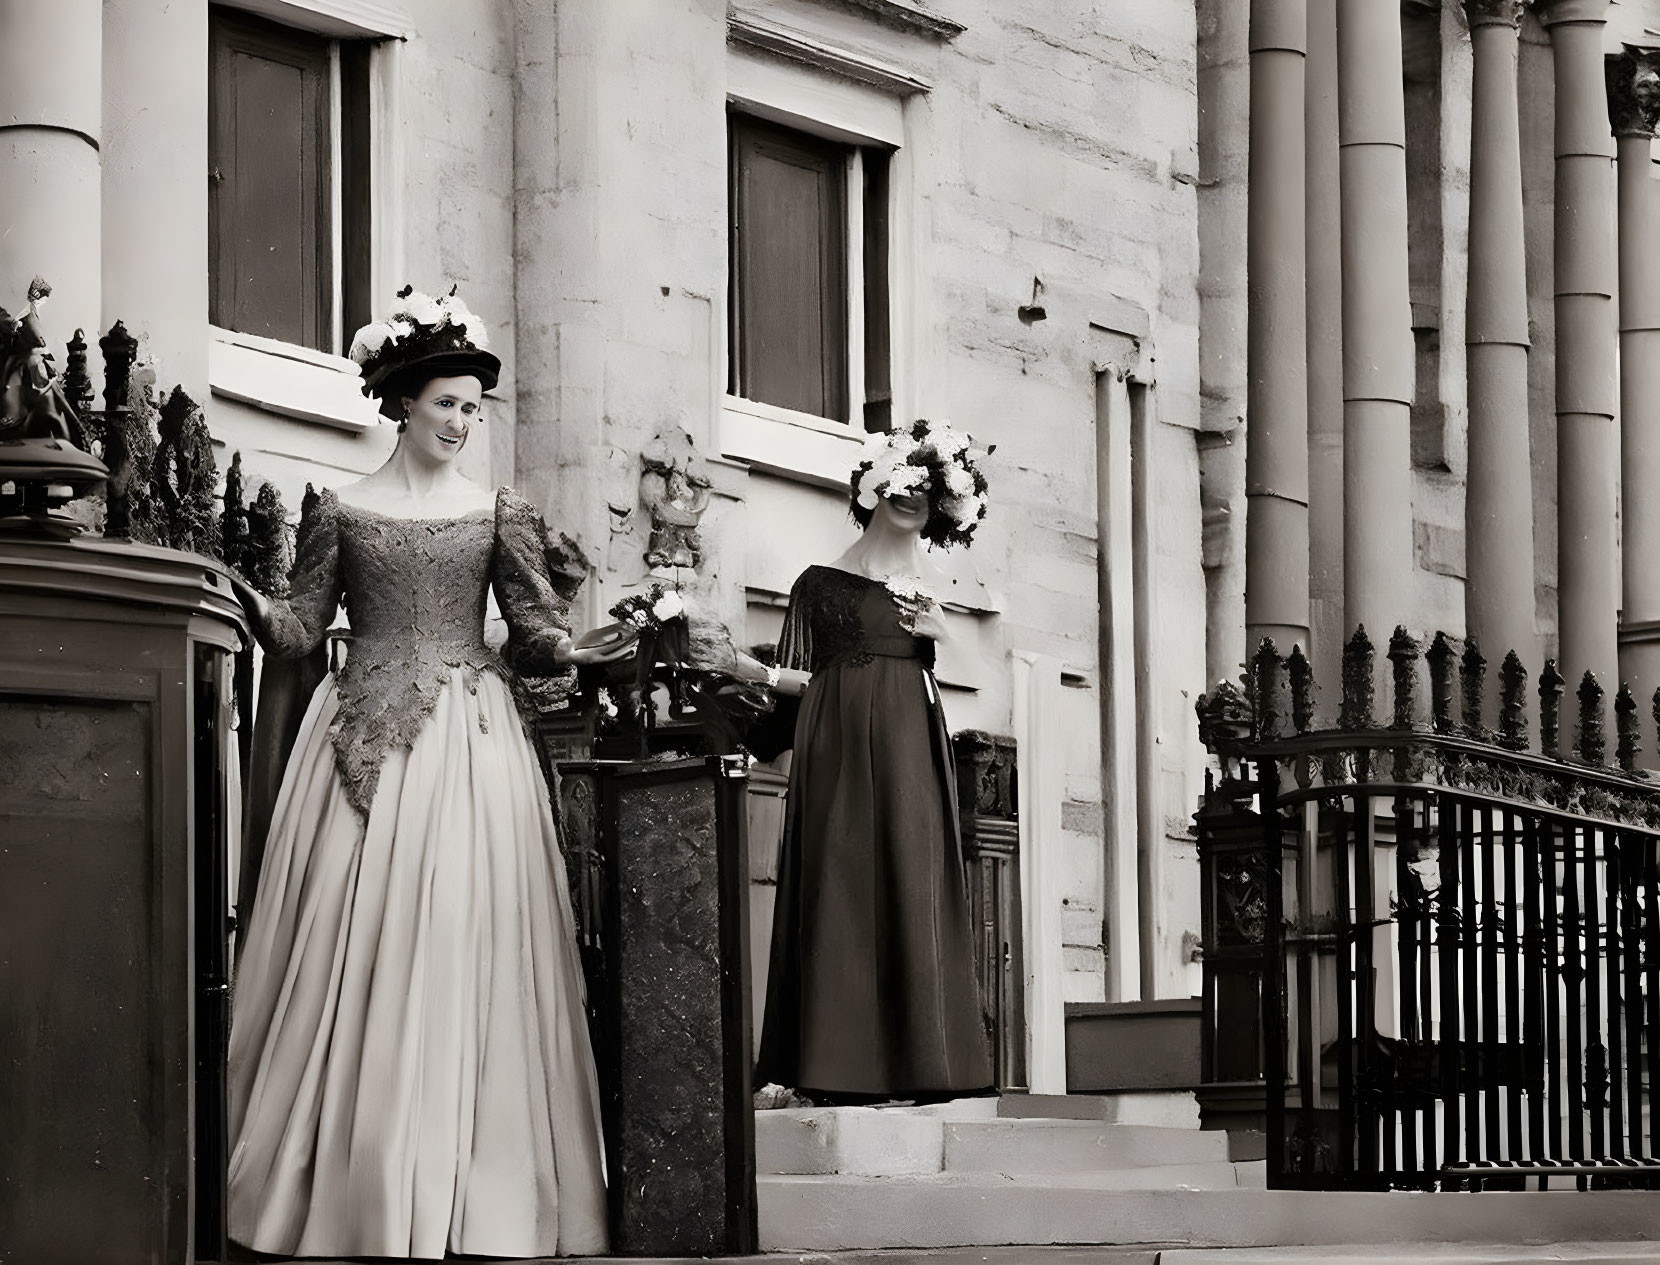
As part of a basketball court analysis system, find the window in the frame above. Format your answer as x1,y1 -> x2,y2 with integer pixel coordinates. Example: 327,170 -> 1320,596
209,6 -> 371,354
728,112 -> 892,432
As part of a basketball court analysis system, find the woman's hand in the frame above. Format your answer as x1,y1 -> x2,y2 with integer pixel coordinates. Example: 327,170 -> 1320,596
732,649 -> 810,697
229,573 -> 271,627
903,597 -> 949,643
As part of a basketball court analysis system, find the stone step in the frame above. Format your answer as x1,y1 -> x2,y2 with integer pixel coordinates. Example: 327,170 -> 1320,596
1000,1091 -> 1201,1129
755,1181 -> 1660,1253
945,1118 -> 1230,1174
755,1106 -> 1230,1177
1159,1247 -> 1660,1265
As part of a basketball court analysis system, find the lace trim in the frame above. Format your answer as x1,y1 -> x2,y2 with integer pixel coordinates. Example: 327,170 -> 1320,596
782,565 -> 933,674
286,488 -> 574,815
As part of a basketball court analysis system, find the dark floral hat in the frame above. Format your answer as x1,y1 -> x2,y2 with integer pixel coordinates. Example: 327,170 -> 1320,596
348,284 -> 500,415
849,418 -> 993,549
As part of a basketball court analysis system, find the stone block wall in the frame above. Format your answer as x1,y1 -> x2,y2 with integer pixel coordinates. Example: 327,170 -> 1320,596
507,0 -> 1206,1003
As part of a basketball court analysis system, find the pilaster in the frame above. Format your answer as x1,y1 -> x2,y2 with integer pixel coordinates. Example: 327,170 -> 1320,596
1463,0 -> 1538,702
1535,0 -> 1620,697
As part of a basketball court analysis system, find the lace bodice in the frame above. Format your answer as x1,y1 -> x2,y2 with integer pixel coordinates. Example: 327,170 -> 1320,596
248,486 -> 574,814
776,565 -> 934,674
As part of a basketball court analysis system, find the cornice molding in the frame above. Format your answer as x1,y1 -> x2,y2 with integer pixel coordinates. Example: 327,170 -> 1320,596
728,10 -> 935,95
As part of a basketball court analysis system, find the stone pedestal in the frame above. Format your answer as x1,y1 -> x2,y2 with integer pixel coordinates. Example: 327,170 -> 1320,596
557,755 -> 759,1257
0,533 -> 246,1265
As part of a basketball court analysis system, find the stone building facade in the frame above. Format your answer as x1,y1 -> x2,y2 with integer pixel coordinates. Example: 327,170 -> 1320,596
13,0 -> 1660,1092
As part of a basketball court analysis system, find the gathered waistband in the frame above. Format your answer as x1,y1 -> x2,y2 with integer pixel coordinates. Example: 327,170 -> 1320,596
825,634 -> 926,667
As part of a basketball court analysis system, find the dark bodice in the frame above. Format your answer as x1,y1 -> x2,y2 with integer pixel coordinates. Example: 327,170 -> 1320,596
247,486 -> 573,813
776,565 -> 935,675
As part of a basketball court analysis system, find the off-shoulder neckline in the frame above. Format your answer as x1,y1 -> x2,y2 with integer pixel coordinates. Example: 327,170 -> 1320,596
323,484 -> 511,525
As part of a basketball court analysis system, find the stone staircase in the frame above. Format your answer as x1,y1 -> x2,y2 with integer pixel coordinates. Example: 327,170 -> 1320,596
753,1095 -> 1660,1255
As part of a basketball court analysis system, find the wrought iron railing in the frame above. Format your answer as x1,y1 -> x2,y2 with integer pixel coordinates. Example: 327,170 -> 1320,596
1197,628 -> 1660,1190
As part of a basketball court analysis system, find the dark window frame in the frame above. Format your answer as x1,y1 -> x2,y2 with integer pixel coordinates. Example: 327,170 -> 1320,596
727,110 -> 894,430
208,5 -> 372,355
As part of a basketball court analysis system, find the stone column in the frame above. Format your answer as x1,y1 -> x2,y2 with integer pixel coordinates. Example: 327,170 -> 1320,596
1306,0 -> 1344,703
1538,0 -> 1619,693
1197,0 -> 1251,689
1338,0 -> 1417,644
1609,46 -> 1660,688
1245,0 -> 1311,655
101,0 -> 208,398
1464,0 -> 1538,683
0,0 -> 101,348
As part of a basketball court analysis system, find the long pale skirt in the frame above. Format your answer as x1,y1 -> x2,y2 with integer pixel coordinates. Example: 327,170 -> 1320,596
227,668 -> 608,1259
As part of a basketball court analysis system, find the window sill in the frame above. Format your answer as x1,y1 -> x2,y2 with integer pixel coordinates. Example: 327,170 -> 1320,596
209,326 -> 380,433
720,395 -> 868,489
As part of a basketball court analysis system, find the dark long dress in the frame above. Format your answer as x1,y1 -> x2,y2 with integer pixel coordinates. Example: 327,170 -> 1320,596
756,565 -> 993,1097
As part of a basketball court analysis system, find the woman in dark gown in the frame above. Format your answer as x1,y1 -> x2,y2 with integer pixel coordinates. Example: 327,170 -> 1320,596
755,420 -> 995,1102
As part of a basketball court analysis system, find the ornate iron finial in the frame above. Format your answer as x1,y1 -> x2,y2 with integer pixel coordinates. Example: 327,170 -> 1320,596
1196,678 -> 1252,753
1460,637 -> 1489,739
1497,650 -> 1529,752
63,328 -> 94,431
1388,626 -> 1421,730
1254,638 -> 1288,740
99,320 -> 138,411
1427,632 -> 1456,734
1288,645 -> 1314,735
1540,659 -> 1565,757
1607,45 -> 1660,139
1575,670 -> 1606,765
1616,683 -> 1639,773
1341,625 -> 1375,730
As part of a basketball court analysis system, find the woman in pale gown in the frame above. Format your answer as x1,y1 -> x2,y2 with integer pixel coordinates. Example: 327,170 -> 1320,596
226,289 -> 623,1259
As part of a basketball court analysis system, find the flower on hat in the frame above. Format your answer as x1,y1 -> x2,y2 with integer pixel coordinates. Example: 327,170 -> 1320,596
847,418 -> 993,549
346,283 -> 499,412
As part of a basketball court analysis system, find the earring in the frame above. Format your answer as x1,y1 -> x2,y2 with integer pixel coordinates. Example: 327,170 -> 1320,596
397,418 -> 408,433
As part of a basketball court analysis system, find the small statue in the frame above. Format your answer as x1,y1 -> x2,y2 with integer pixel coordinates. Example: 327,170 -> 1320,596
0,277 -> 90,449
639,427 -> 712,571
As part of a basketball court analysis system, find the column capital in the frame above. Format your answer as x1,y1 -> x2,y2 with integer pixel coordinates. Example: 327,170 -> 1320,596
1529,0 -> 1609,28
1464,0 -> 1522,29
1607,45 -> 1660,139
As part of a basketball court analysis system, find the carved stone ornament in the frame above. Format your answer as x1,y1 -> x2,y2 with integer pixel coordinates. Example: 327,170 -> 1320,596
1464,0 -> 1523,27
1607,45 -> 1660,139
639,426 -> 712,572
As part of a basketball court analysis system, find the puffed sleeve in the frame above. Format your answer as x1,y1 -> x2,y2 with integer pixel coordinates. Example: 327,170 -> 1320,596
775,567 -> 816,674
248,488 -> 342,659
491,486 -> 575,679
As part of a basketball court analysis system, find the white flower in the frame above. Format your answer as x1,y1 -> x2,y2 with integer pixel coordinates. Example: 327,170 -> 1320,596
348,321 -> 395,365
955,493 -> 987,526
928,423 -> 970,459
596,687 -> 618,718
428,292 -> 491,350
941,461 -> 974,499
651,589 -> 686,622
855,468 -> 882,510
400,289 -> 445,326
883,463 -> 928,496
389,316 -> 415,339
860,431 -> 894,459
